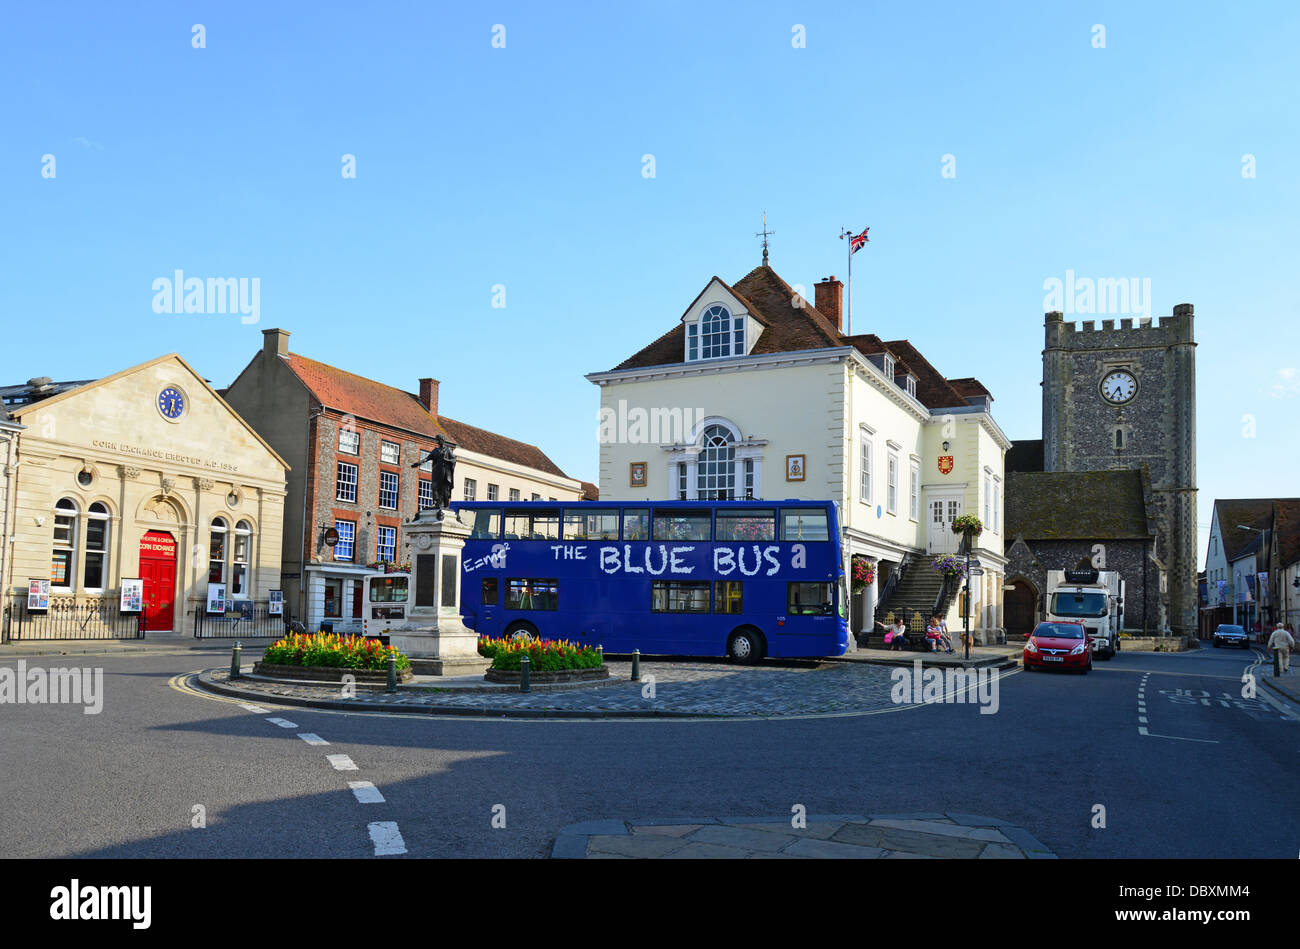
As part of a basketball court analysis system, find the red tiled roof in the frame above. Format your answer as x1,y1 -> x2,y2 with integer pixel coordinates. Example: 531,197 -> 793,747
1215,499 -> 1276,561
283,354 -> 445,438
1273,499 -> 1300,567
949,377 -> 992,399
580,480 -> 600,500
436,415 -> 569,480
611,264 -> 986,410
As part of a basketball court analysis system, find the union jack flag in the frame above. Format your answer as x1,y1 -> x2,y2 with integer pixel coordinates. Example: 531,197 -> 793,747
849,226 -> 870,253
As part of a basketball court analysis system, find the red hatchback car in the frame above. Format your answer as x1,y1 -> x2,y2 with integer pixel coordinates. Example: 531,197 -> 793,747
1023,621 -> 1093,674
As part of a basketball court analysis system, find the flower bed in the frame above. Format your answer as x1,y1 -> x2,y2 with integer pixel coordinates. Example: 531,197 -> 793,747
478,635 -> 603,672
261,632 -> 412,671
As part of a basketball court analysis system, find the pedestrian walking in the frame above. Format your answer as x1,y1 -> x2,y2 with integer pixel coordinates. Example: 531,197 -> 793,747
1268,623 -> 1295,674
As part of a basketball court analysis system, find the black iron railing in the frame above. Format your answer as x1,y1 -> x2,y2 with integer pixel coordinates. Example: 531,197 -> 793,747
193,605 -> 290,639
873,553 -> 910,627
3,596 -> 145,641
932,534 -> 970,618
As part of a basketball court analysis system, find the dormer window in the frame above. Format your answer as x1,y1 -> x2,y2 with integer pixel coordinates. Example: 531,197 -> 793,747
905,375 -> 916,399
883,354 -> 895,381
687,305 -> 744,361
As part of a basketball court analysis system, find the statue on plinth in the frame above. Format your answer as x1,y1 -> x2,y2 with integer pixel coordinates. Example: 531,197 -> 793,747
412,434 -> 457,517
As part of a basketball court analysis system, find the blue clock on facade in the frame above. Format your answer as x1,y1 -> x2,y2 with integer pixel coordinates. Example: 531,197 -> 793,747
157,387 -> 185,420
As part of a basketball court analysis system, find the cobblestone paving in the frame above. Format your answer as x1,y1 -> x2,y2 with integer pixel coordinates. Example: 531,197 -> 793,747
200,659 -> 903,717
553,813 -> 1057,859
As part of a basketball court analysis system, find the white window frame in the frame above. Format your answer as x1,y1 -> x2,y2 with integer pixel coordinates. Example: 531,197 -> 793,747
909,461 -> 920,521
378,470 -> 399,509
509,488 -> 521,502
380,440 -> 400,465
487,484 -> 499,501
338,428 -> 359,455
52,498 -> 78,590
883,355 -> 895,381
992,477 -> 1001,534
334,520 -> 356,561
464,478 -> 477,501
376,526 -> 397,563
231,520 -> 252,597
906,375 -> 916,399
418,479 -> 434,510
859,425 -> 874,504
83,502 -> 110,592
209,517 -> 228,585
887,451 -> 899,515
337,462 -> 358,503
983,473 -> 991,525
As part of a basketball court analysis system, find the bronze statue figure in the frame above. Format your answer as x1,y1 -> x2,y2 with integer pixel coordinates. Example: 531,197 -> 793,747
412,434 -> 457,516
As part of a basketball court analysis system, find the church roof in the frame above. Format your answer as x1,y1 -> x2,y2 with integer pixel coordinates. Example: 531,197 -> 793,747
1005,470 -> 1152,541
1006,439 -> 1045,473
611,263 -> 988,410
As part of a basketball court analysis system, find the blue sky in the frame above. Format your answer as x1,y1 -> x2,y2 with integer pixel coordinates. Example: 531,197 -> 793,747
3,2 -> 1298,569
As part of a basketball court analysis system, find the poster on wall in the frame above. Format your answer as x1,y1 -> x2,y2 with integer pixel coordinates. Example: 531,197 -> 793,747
206,584 -> 226,614
234,600 -> 253,620
268,590 -> 283,616
27,579 -> 50,611
120,578 -> 143,614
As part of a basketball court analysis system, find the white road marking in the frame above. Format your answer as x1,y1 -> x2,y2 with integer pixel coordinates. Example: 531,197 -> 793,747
327,754 -> 358,771
266,717 -> 298,728
298,733 -> 328,745
1141,731 -> 1219,744
1139,716 -> 1148,723
239,703 -> 268,713
348,781 -> 385,804
368,821 -> 407,855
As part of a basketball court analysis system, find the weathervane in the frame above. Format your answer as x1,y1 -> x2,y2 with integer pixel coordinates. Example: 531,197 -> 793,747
756,213 -> 775,266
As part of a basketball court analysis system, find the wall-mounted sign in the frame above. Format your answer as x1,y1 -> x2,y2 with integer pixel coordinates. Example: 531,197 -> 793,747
322,527 -> 340,547
27,579 -> 50,611
786,454 -> 805,482
268,590 -> 283,615
120,578 -> 143,614
938,456 -> 954,475
206,583 -> 227,614
629,461 -> 647,488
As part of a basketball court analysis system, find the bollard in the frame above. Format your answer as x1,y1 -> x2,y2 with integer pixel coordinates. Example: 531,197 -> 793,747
597,645 -> 604,666
387,654 -> 397,693
230,641 -> 242,679
631,648 -> 641,682
520,655 -> 531,693
1275,649 -> 1282,678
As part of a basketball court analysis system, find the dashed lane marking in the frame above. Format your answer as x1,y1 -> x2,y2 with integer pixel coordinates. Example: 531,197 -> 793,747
368,821 -> 407,856
327,754 -> 358,771
298,733 -> 328,745
266,717 -> 298,729
348,781 -> 385,804
239,703 -> 267,713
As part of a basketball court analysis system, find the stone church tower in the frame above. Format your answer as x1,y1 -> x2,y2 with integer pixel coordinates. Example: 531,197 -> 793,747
1041,307 -> 1197,636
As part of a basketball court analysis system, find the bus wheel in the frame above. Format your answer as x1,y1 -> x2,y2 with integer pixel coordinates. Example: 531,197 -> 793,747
504,621 -> 538,643
727,628 -> 765,664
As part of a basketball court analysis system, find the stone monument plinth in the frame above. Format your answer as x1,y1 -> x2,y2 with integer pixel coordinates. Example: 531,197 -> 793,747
389,509 -> 491,676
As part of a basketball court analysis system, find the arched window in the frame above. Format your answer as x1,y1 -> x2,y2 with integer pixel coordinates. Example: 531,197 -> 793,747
209,518 -> 228,584
697,425 -> 737,499
699,305 -> 743,359
84,502 -> 110,590
231,520 -> 252,596
1115,428 -> 1124,449
52,498 -> 78,589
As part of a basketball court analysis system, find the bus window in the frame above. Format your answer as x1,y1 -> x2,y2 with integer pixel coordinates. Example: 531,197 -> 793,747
714,580 -> 743,613
781,509 -> 829,541
715,509 -> 776,541
622,509 -> 650,541
505,510 -> 560,541
482,577 -> 498,605
505,578 -> 558,611
787,581 -> 833,615
469,510 -> 501,539
651,580 -> 710,613
652,510 -> 711,542
369,576 -> 409,602
563,509 -> 619,541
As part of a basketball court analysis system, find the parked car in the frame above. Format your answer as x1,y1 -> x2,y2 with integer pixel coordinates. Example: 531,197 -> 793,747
1212,624 -> 1250,649
1023,620 -> 1092,674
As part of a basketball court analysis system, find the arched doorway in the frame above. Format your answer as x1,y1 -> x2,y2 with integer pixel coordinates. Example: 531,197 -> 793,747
139,531 -> 177,632
1005,578 -> 1037,639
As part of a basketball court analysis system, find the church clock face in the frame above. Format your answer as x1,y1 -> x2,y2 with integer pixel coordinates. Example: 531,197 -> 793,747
1100,369 -> 1137,405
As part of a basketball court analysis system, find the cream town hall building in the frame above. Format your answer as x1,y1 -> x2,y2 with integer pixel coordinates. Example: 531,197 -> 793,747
1,355 -> 288,637
587,260 -> 1011,642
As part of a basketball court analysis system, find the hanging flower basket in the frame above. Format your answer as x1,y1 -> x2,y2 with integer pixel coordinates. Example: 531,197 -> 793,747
951,514 -> 984,537
931,554 -> 967,579
850,555 -> 877,593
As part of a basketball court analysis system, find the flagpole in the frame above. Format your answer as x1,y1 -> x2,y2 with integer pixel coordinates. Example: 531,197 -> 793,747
846,228 -> 853,336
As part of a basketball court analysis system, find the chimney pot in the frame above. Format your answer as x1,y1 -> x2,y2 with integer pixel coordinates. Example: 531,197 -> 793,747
419,378 -> 440,417
263,328 -> 290,358
814,276 -> 844,332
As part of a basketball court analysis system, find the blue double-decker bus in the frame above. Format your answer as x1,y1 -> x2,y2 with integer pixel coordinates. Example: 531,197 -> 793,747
447,499 -> 849,661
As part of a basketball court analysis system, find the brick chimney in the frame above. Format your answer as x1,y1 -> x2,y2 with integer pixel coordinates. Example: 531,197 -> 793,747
814,277 -> 843,331
418,378 -> 440,417
262,327 -> 290,358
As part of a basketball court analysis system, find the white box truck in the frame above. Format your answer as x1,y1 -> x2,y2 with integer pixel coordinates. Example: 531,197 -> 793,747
1045,568 -> 1125,659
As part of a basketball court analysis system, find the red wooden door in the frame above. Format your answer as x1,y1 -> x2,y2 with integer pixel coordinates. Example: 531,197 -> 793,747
139,531 -> 177,631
